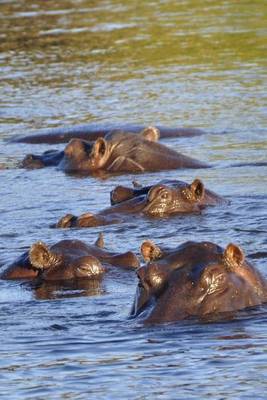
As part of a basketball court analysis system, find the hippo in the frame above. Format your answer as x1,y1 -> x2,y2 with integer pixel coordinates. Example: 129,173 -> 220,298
11,122 -> 206,144
55,178 -> 228,229
131,240 -> 267,324
21,126 -> 209,173
110,179 -> 228,206
0,234 -> 139,281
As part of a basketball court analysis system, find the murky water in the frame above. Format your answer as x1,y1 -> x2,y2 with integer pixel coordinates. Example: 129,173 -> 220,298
0,0 -> 267,398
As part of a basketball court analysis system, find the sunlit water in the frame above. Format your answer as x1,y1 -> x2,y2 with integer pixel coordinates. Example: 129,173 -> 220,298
0,0 -> 267,398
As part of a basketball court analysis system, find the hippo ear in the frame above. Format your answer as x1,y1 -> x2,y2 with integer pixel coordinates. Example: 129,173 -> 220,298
140,126 -> 160,142
93,138 -> 108,158
141,240 -> 163,262
95,233 -> 105,248
224,243 -> 245,269
190,179 -> 205,200
29,242 -> 62,270
56,213 -> 77,228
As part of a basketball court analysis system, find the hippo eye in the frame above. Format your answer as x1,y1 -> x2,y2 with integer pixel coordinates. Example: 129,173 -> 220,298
200,266 -> 228,294
206,272 -> 227,295
160,190 -> 170,200
150,274 -> 164,288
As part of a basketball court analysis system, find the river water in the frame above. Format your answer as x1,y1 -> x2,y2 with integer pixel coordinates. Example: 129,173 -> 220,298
0,1 -> 267,398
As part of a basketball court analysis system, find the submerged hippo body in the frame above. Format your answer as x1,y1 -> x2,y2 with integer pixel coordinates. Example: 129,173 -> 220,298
11,123 -> 206,144
21,127 -> 209,173
1,234 -> 139,281
131,240 -> 267,324
56,178 -> 228,229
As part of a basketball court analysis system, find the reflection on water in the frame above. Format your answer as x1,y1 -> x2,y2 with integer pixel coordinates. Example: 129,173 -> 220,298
0,0 -> 267,399
31,278 -> 105,300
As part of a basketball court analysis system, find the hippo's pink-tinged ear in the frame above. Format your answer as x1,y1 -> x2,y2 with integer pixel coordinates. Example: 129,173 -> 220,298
29,242 -> 62,270
56,213 -> 76,228
190,179 -> 205,200
89,138 -> 109,169
141,240 -> 163,262
140,126 -> 160,142
93,138 -> 108,158
224,243 -> 245,269
95,233 -> 104,248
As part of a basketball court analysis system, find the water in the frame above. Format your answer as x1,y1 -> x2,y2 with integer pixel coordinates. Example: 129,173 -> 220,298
0,0 -> 267,398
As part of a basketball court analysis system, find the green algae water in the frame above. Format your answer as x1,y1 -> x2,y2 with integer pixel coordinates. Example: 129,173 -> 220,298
0,1 -> 266,398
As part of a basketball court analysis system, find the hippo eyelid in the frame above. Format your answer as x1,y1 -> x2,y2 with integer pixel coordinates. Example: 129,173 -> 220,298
160,190 -> 169,199
158,187 -> 172,199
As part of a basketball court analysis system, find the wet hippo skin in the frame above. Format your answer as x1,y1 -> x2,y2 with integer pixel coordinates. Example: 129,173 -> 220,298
21,127 -> 209,173
55,178 -> 228,229
110,178 -> 228,206
0,234 -> 139,281
11,123 -> 206,144
131,240 -> 267,323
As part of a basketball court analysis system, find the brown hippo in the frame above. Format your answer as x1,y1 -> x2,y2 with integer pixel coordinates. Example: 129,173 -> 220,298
110,179 -> 228,206
21,127 -> 209,172
131,240 -> 267,324
11,123 -> 206,144
0,234 -> 139,281
55,178 -> 228,228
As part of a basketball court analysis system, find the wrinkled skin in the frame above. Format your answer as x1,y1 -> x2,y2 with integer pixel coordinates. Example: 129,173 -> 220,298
11,123 -> 206,144
0,234 -> 139,281
21,127 -> 209,172
131,240 -> 267,323
55,178 -> 228,228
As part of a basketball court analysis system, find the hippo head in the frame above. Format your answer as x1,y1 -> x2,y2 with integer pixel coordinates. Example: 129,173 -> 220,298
30,242 -> 105,281
61,138 -> 111,172
61,126 -> 160,172
142,179 -> 205,216
132,240 -> 267,323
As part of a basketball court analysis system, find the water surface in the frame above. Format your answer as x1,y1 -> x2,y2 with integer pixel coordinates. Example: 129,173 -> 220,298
0,0 -> 267,398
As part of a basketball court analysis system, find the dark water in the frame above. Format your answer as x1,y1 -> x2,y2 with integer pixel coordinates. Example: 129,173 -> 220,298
0,0 -> 267,398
